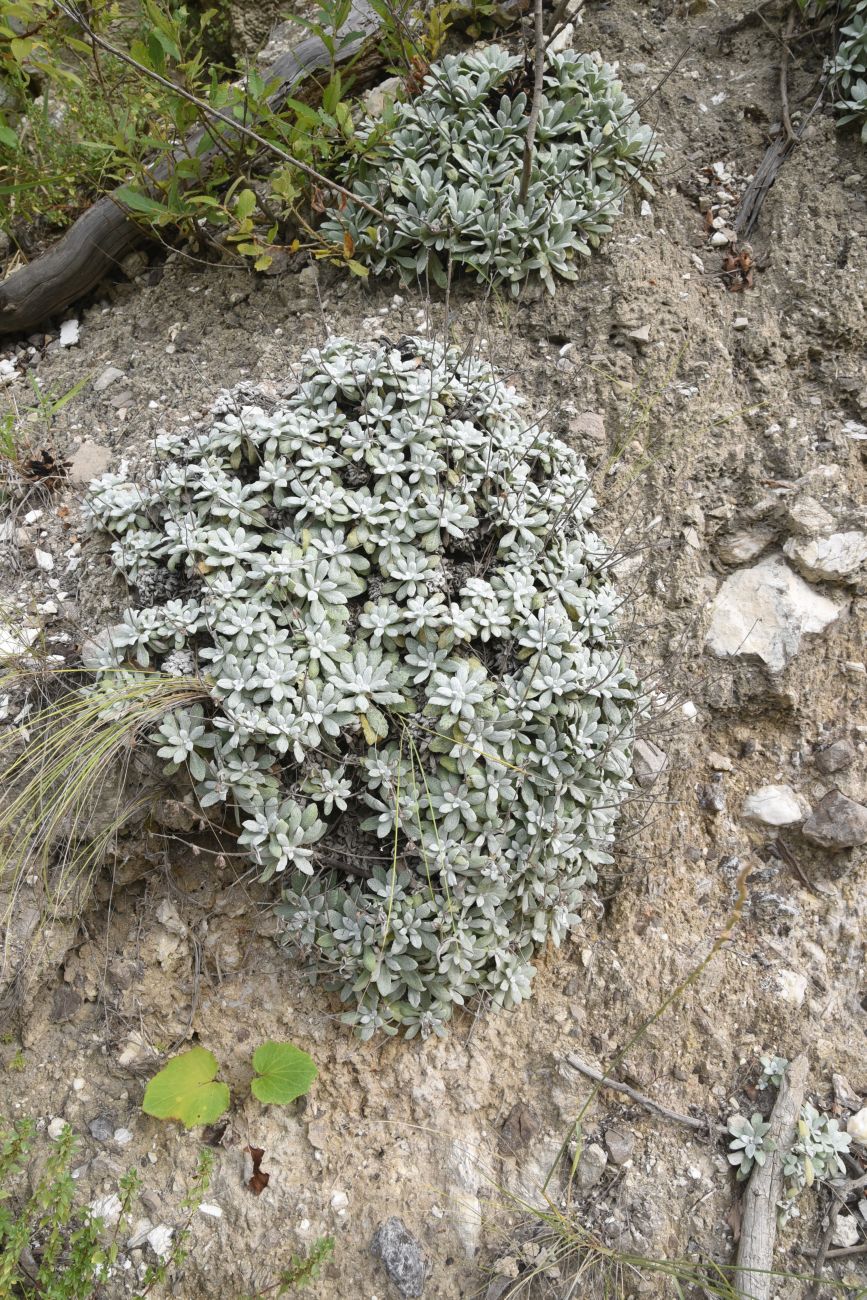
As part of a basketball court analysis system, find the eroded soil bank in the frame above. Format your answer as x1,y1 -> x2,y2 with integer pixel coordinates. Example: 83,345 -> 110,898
1,0 -> 865,1295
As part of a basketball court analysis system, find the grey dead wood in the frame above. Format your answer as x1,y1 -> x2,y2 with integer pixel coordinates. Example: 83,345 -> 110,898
733,1052 -> 808,1300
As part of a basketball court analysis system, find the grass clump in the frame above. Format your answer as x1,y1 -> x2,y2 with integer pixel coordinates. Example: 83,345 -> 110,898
321,45 -> 660,293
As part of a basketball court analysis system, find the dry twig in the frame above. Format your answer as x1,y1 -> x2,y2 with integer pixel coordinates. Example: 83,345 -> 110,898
565,1055 -> 711,1132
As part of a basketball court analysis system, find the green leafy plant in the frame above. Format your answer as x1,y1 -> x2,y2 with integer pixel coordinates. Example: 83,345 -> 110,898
321,45 -> 660,293
143,1042 -> 317,1126
0,1115 -> 211,1298
0,0 -> 380,272
238,1235 -> 335,1297
796,0 -> 867,140
84,334 -> 641,1040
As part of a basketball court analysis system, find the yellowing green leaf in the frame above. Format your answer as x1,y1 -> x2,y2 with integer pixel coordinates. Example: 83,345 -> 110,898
142,1047 -> 230,1128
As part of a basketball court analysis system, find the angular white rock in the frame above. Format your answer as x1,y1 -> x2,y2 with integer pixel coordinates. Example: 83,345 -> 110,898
832,1213 -> 860,1248
847,1107 -> 867,1145
742,785 -> 808,827
776,969 -> 807,1007
705,555 -> 840,672
47,1117 -> 67,1140
34,548 -> 54,571
59,319 -> 80,347
783,531 -> 867,584
146,1224 -> 174,1258
91,1193 -> 123,1226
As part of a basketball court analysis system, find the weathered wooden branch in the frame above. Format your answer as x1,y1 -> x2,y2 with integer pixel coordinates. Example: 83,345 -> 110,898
733,1052 -> 808,1300
565,1054 -> 712,1132
0,0 -> 384,336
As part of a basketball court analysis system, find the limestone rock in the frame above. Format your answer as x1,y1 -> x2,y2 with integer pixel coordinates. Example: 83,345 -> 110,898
742,785 -> 808,827
604,1126 -> 634,1165
847,1107 -> 867,1144
575,1142 -> 608,1191
783,531 -> 867,584
831,1213 -> 860,1249
715,525 -> 774,565
780,495 -> 835,537
704,555 -> 840,673
69,441 -> 111,484
371,1217 -> 428,1297
632,738 -> 668,788
801,790 -> 867,850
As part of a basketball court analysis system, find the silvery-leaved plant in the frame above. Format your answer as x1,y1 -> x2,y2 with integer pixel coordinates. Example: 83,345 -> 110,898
84,335 -> 640,1038
321,45 -> 660,294
727,1113 -> 774,1181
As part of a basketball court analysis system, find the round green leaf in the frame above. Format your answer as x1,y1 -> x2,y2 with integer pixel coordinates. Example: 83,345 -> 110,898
250,1040 -> 317,1105
142,1047 -> 230,1128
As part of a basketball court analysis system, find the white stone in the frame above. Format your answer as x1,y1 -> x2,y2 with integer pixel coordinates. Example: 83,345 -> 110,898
91,1193 -> 123,1226
146,1224 -> 174,1258
361,76 -> 401,118
0,626 -> 39,662
0,357 -> 17,384
198,1203 -> 223,1218
59,319 -> 80,347
847,1107 -> 867,1145
783,531 -> 867,584
548,21 -> 574,52
330,1189 -> 349,1213
704,555 -> 840,673
682,701 -> 698,719
742,785 -> 807,827
831,1213 -> 860,1248
127,1218 -> 153,1248
34,548 -> 54,571
47,1117 -> 67,1139
776,969 -> 807,1007
113,1127 -> 133,1145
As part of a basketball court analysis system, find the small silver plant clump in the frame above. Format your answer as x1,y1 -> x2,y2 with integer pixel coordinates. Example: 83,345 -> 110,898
728,1058 -> 851,1227
321,45 -> 660,294
84,336 -> 640,1038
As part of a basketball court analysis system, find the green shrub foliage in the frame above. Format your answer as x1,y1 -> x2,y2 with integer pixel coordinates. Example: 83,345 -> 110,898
320,45 -> 660,294
832,0 -> 867,137
85,336 -> 639,1038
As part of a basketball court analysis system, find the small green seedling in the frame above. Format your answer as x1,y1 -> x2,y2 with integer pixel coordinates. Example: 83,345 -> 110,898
250,1040 -> 318,1105
143,1041 -> 316,1128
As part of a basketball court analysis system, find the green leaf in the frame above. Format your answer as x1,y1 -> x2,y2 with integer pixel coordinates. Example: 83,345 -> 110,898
235,187 -> 256,221
250,1041 -> 317,1106
115,186 -> 172,220
142,1047 -> 230,1128
346,259 -> 370,278
0,120 -> 17,150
